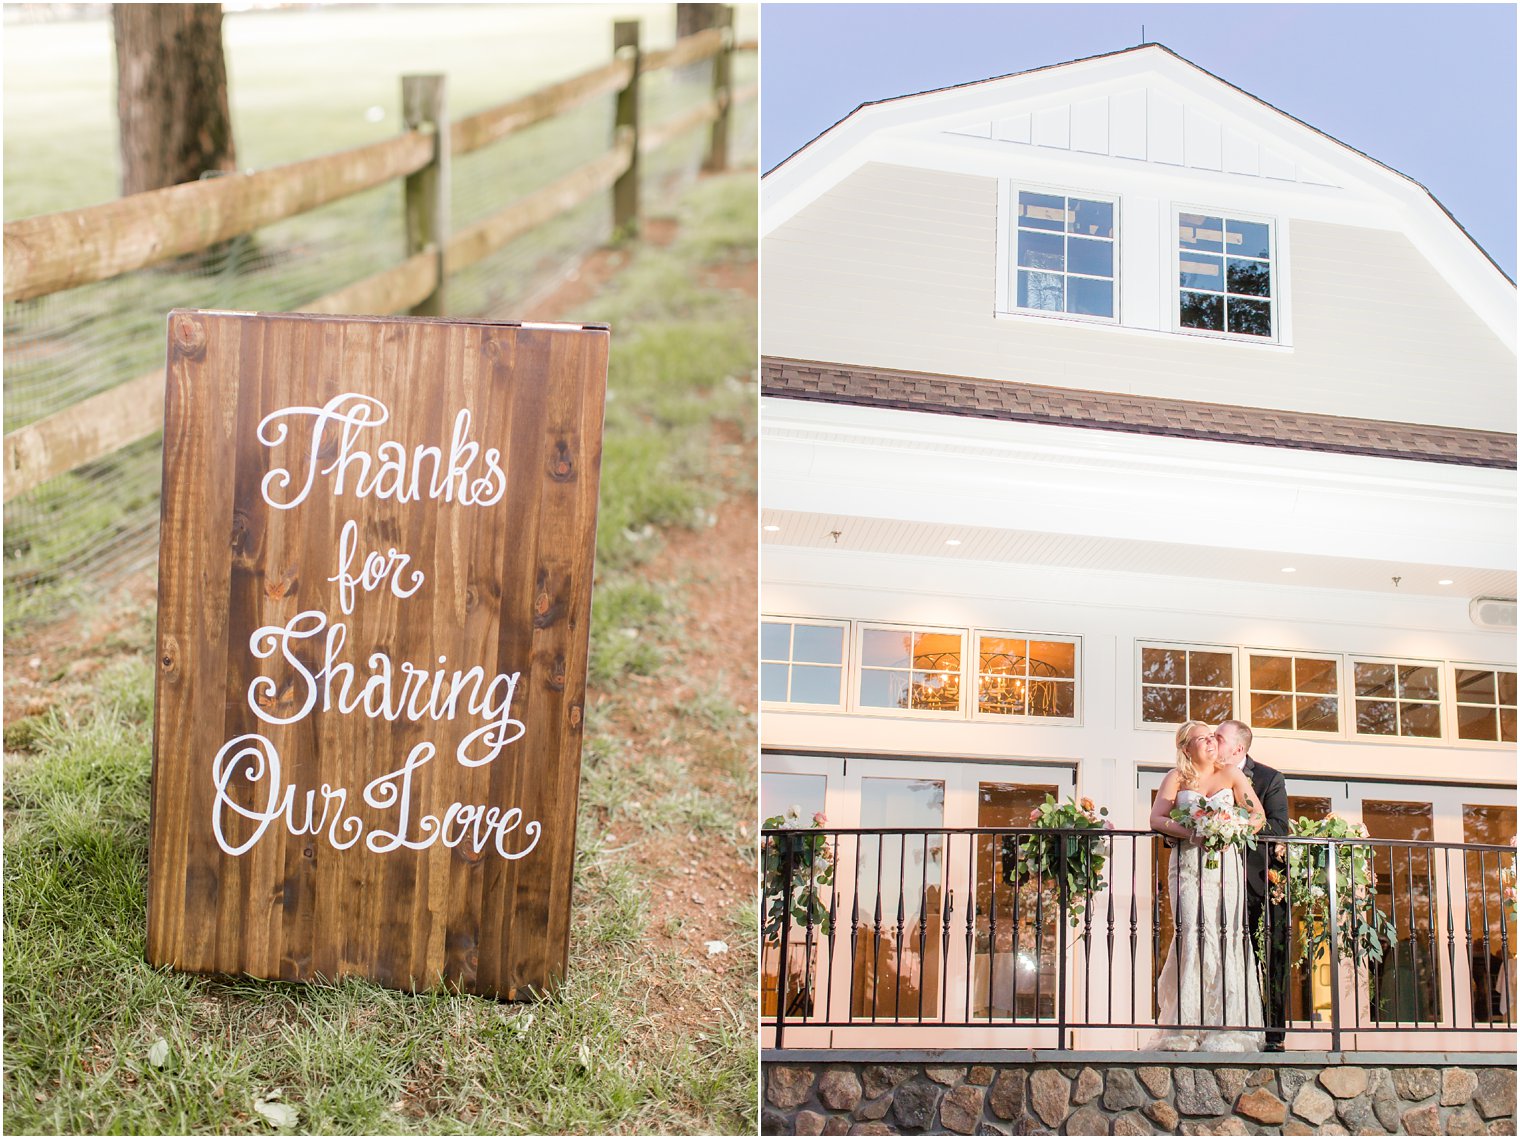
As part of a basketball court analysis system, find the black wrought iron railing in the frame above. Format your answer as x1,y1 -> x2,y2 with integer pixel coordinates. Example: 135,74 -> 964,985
760,826 -> 1517,1050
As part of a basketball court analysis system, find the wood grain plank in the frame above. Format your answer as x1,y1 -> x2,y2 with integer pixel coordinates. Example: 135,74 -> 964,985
148,311 -> 607,998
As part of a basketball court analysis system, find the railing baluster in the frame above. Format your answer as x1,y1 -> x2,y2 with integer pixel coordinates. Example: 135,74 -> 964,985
1463,848 -> 1475,1028
871,836 -> 883,1023
1082,834 -> 1094,1028
802,835 -> 817,1021
1326,835 -> 1343,1051
1035,844 -> 1044,1026
917,833 -> 929,1024
1499,849 -> 1513,1028
850,832 -> 861,1025
941,879 -> 954,1027
1128,836 -> 1138,1029
1444,846 -> 1459,1030
774,830 -> 793,1049
988,832 -> 999,1022
1010,835 -> 1022,1023
1476,848 -> 1491,1026
1106,843 -> 1116,1028
1407,841 -> 1424,1026
894,833 -> 907,1021
825,839 -> 839,1026
1056,835 -> 1068,1049
966,835 -> 978,1024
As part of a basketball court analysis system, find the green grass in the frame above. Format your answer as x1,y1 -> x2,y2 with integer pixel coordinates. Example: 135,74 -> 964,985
4,170 -> 758,1136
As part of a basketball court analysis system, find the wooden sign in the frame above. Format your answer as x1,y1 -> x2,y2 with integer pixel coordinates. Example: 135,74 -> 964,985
147,310 -> 608,999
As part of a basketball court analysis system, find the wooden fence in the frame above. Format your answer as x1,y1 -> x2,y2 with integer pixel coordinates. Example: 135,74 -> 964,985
2,12 -> 756,505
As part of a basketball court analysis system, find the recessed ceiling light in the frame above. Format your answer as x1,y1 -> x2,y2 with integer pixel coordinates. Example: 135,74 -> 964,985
945,539 -> 962,546
1281,567 -> 1296,573
762,525 -> 780,532
1438,578 -> 1454,586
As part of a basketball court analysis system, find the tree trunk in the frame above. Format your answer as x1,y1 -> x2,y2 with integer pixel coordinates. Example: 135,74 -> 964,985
113,3 -> 236,198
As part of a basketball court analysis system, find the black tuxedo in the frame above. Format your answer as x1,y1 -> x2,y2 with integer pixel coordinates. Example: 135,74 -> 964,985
1241,754 -> 1290,1045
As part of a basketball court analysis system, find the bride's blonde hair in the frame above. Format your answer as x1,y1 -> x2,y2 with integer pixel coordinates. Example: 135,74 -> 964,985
1174,720 -> 1210,788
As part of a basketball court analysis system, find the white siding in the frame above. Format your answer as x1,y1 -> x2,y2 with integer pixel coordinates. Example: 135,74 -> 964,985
762,163 -> 1516,432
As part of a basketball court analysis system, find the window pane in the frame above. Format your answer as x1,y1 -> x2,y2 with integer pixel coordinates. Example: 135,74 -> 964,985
1227,297 -> 1272,337
1296,696 -> 1339,733
760,772 -> 827,823
793,624 -> 843,665
761,621 -> 791,661
1143,686 -> 1187,724
1355,662 -> 1396,698
1227,218 -> 1271,259
911,671 -> 960,711
1399,665 -> 1440,701
1018,191 -> 1067,231
1296,658 -> 1338,695
860,669 -> 910,709
1179,291 -> 1224,330
1018,229 -> 1065,271
1190,651 -> 1232,689
862,629 -> 911,668
1179,213 -> 1223,253
913,632 -> 961,671
1068,277 -> 1114,318
1029,640 -> 1075,679
1070,198 -> 1113,238
1067,236 -> 1113,278
1456,669 -> 1497,703
979,680 -> 1026,716
1458,704 -> 1499,742
1401,702 -> 1442,738
1251,691 -> 1294,729
1499,672 -> 1517,705
1250,654 -> 1292,692
1356,698 -> 1398,735
791,665 -> 842,706
1018,270 -> 1063,311
1227,258 -> 1271,297
1502,708 -> 1516,742
1190,688 -> 1234,723
1142,647 -> 1185,685
1028,679 -> 1075,718
761,662 -> 789,702
980,636 -> 1029,671
1179,254 -> 1223,292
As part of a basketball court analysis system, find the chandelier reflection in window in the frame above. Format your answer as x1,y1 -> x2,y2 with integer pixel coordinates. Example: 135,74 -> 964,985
978,637 -> 1076,718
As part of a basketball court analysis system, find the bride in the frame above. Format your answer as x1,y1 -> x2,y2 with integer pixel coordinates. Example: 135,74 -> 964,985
1147,720 -> 1267,1051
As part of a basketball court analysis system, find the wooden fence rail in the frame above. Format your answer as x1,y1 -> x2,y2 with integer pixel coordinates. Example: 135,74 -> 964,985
3,11 -> 753,504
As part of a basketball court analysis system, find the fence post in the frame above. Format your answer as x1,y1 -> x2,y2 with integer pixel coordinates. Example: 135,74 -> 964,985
702,6 -> 734,173
402,74 -> 449,316
612,20 -> 641,240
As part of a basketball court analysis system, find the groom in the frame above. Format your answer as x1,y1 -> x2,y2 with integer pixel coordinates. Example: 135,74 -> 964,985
1215,719 -> 1291,1051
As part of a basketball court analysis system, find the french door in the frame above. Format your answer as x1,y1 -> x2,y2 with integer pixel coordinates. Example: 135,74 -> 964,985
761,752 -> 1075,1047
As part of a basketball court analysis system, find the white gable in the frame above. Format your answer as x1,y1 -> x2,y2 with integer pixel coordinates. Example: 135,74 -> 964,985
764,45 -> 1513,353
942,84 -> 1339,188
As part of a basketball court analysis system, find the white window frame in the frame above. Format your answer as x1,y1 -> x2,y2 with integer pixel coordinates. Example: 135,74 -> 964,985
970,628 -> 1083,726
1242,648 -> 1346,740
1134,640 -> 1239,731
1448,661 -> 1518,749
853,621 -> 968,721
1348,655 -> 1446,744
996,182 -> 1120,326
760,615 -> 851,711
1171,204 -> 1280,344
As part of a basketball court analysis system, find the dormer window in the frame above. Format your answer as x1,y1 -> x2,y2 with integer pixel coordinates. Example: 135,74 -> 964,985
1177,211 -> 1275,339
1009,188 -> 1117,321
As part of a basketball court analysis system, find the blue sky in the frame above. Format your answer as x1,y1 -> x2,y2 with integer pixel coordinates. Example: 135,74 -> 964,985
760,4 -> 1517,279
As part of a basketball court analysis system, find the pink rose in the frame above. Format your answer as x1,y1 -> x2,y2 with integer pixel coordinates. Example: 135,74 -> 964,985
812,812 -> 827,826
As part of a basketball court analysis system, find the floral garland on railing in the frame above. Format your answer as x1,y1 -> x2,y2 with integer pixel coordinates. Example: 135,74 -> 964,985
761,807 -> 834,942
1268,814 -> 1398,968
1001,795 -> 1114,928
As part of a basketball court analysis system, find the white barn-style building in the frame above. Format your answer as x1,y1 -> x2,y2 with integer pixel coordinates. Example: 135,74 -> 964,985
759,42 -> 1516,1086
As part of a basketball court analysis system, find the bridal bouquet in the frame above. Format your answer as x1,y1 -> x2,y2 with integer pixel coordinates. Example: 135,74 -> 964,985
1168,800 -> 1258,870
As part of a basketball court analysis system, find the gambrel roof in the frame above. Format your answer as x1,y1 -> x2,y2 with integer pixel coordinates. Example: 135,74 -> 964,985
763,43 -> 1514,349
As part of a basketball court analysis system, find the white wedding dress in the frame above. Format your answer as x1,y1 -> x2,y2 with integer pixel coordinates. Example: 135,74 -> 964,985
1148,788 -> 1264,1051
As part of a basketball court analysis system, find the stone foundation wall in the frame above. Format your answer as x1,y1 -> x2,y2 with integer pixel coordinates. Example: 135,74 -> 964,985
762,1058 -> 1518,1136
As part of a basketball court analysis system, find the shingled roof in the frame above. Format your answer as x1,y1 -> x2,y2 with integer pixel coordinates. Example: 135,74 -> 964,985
763,357 -> 1517,470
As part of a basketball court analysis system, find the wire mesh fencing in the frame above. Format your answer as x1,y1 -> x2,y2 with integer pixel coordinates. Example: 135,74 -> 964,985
3,30 -> 756,631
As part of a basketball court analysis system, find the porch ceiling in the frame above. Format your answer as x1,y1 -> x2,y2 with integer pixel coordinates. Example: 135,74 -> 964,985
760,508 -> 1517,600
